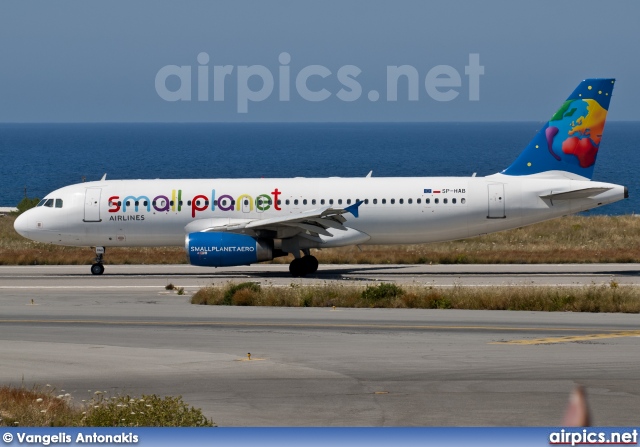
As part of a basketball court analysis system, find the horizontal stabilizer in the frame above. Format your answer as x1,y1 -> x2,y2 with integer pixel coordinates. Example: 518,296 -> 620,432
540,187 -> 612,201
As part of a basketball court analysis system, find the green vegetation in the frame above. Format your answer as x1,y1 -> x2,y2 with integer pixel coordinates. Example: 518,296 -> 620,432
2,214 -> 640,265
362,283 -> 404,301
15,197 -> 40,215
192,281 -> 640,313
82,393 -> 213,427
0,385 -> 214,427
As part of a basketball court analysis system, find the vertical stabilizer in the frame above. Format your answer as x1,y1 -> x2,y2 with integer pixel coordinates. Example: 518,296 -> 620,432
502,78 -> 615,179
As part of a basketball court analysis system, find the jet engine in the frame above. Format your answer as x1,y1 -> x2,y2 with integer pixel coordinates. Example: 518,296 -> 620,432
186,232 -> 274,267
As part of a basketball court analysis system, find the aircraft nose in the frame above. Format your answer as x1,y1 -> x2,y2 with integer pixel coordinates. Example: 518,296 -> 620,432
13,212 -> 31,238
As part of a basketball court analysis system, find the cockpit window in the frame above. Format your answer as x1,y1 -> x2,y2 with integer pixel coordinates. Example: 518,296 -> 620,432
37,199 -> 47,207
55,199 -> 63,208
43,199 -> 54,208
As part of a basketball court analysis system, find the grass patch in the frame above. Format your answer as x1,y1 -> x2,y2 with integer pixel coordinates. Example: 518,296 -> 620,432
3,214 -> 640,265
192,281 -> 640,313
0,385 -> 214,427
361,283 -> 405,307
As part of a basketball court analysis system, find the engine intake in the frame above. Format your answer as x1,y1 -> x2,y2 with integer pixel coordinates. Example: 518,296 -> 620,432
186,232 -> 273,267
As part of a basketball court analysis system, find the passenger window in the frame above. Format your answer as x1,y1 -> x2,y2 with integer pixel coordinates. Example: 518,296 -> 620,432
461,198 -> 466,204
329,199 -> 334,205
347,199 -> 352,205
312,199 -> 316,205
338,199 -> 342,205
303,199 -> 307,205
205,200 -> 209,206
435,198 -> 439,204
399,199 -> 403,204
196,200 -> 201,206
452,198 -> 456,204
244,199 -> 249,205
286,199 -> 290,205
145,201 -> 149,206
126,201 -> 131,206
55,199 -> 63,208
425,198 -> 430,204
231,200 -> 235,206
294,199 -> 299,205
321,199 -> 325,205
364,199 -> 369,204
417,198 -> 421,204
135,201 -> 139,206
390,199 -> 395,204
170,200 -> 174,206
408,198 -> 412,204
277,200 -> 281,205
373,199 -> 377,204
213,200 -> 218,206
382,199 -> 386,204
443,198 -> 448,204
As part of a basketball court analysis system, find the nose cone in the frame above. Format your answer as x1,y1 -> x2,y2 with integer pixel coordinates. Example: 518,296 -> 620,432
13,211 -> 31,238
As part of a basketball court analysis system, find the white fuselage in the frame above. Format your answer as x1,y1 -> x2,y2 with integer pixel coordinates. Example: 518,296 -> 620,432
14,174 -> 626,249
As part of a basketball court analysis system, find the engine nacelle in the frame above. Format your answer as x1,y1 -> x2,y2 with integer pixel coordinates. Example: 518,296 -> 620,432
186,232 -> 273,267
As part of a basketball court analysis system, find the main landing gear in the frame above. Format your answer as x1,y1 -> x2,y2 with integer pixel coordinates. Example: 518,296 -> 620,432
289,252 -> 319,277
91,246 -> 105,275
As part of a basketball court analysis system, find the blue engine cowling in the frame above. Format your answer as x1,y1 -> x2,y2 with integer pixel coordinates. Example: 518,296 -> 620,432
186,232 -> 273,267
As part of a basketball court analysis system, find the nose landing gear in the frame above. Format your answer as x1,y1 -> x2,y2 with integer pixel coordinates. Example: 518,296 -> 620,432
91,246 -> 105,275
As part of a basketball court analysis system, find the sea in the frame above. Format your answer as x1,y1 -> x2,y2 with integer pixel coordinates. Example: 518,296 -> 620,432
0,122 -> 638,215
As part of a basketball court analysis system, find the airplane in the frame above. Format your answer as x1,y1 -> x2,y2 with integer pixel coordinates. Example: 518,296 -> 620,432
14,78 -> 627,277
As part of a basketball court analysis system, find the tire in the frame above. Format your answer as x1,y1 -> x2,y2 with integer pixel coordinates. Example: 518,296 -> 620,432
91,263 -> 105,275
302,255 -> 319,273
289,258 -> 306,277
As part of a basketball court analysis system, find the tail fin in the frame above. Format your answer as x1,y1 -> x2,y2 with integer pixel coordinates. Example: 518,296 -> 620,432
502,78 -> 615,179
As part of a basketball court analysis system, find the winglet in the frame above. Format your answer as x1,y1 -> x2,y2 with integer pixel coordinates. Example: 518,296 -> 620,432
100,173 -> 107,181
344,200 -> 364,218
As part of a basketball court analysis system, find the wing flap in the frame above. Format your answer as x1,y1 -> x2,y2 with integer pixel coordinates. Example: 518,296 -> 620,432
282,222 -> 334,237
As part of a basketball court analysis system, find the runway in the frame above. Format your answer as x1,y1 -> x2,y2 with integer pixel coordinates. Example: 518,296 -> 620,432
1,263 -> 640,292
1,264 -> 639,426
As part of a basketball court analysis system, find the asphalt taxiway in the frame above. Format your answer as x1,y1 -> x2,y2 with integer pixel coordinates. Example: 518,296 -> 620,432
1,263 -> 640,291
0,264 -> 639,426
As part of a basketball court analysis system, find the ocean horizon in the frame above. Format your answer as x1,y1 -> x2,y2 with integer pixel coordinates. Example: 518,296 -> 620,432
1,122 -> 638,215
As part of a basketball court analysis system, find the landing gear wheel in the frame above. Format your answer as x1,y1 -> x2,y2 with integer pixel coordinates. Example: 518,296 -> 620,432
302,255 -> 318,273
91,263 -> 105,275
91,247 -> 105,275
289,258 -> 306,277
289,255 -> 319,277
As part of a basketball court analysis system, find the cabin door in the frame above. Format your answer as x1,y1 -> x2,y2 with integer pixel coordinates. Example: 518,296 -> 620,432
84,188 -> 102,222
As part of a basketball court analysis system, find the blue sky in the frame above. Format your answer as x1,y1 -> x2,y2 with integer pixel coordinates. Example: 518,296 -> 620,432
1,0 -> 639,122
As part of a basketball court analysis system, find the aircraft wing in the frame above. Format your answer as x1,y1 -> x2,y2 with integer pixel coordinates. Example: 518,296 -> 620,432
185,201 -> 363,239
